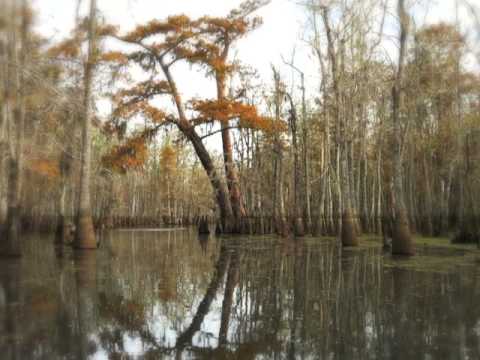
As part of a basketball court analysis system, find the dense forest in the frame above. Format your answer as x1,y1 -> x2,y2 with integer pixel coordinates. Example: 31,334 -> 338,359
0,0 -> 479,256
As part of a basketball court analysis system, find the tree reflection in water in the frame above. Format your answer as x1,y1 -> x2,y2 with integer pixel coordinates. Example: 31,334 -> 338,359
0,230 -> 479,359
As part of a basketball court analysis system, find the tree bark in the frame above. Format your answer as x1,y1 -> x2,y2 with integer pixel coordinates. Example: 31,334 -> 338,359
160,63 -> 234,231
217,72 -> 246,227
1,0 -> 27,257
56,148 -> 73,244
322,6 -> 358,246
75,0 -> 97,249
286,93 -> 305,237
301,73 -> 312,234
0,14 -> 8,228
391,0 -> 414,255
272,67 -> 289,237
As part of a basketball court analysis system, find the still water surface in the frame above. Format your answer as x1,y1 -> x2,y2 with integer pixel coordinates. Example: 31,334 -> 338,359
0,229 -> 479,359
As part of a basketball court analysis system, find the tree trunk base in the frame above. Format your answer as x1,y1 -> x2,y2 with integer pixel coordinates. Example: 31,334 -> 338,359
55,215 -> 66,245
452,229 -> 479,244
75,214 -> 97,249
0,207 -> 22,257
392,209 -> 415,256
276,218 -> 290,238
198,217 -> 210,234
341,209 -> 358,247
294,217 -> 305,237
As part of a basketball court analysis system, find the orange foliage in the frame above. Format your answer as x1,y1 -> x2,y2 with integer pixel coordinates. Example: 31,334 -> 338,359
192,99 -> 286,133
97,24 -> 119,37
47,38 -> 81,58
108,1 -> 279,156
116,80 -> 171,100
123,15 -> 192,42
99,51 -> 128,65
113,100 -> 167,124
29,159 -> 60,181
102,135 -> 149,174
160,144 -> 177,174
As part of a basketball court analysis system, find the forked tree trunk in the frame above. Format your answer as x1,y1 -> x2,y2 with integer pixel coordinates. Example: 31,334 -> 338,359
391,0 -> 414,255
75,0 -> 97,249
217,72 -> 246,228
160,62 -> 235,232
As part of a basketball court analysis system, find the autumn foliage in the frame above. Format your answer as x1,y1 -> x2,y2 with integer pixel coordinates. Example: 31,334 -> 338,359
101,0 -> 282,179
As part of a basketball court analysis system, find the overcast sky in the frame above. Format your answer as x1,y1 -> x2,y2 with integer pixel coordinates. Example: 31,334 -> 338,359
31,0 -> 478,151
33,0 -> 477,93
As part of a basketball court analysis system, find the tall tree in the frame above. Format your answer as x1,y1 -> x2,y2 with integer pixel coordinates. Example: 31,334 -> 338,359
105,1 -> 280,232
391,0 -> 414,255
75,0 -> 97,249
321,5 -> 358,246
1,0 -> 28,256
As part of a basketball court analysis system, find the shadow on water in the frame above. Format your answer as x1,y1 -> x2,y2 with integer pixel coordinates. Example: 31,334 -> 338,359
0,230 -> 480,359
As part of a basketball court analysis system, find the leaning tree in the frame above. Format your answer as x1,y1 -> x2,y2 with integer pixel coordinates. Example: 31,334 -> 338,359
102,0 -> 282,232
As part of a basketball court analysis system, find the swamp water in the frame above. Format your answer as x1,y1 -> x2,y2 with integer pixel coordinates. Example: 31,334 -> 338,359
0,229 -> 479,359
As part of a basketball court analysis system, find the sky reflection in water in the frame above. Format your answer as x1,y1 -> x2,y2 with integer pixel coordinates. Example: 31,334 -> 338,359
0,229 -> 479,359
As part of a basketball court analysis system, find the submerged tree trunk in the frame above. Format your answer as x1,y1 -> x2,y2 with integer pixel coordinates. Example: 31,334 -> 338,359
75,0 -> 97,249
391,0 -> 414,255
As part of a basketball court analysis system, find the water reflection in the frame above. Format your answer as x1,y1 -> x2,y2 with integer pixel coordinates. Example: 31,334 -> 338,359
0,230 -> 479,359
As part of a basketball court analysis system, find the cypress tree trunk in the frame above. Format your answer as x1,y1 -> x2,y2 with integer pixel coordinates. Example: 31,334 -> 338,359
341,149 -> 357,246
0,26 -> 7,228
159,60 -> 235,233
2,0 -> 27,257
272,67 -> 289,237
322,6 -> 358,246
391,0 -> 414,255
56,148 -> 73,245
301,74 -> 312,234
286,93 -> 305,237
75,0 -> 97,249
217,72 -> 246,229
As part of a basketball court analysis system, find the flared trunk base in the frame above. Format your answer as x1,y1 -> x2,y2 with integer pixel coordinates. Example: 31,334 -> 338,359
341,208 -> 358,247
75,214 -> 97,249
392,209 -> 415,256
0,207 -> 22,257
198,217 -> 210,234
294,217 -> 305,237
